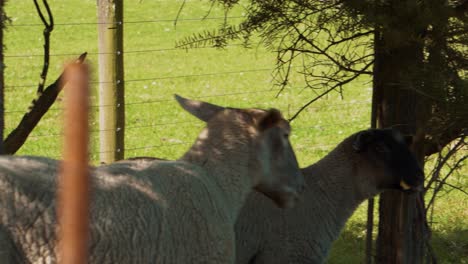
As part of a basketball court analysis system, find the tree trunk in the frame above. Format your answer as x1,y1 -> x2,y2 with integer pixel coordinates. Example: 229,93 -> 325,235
0,0 -> 5,153
374,28 -> 429,263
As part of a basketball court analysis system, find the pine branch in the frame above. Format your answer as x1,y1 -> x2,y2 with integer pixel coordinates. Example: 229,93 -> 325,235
175,25 -> 245,49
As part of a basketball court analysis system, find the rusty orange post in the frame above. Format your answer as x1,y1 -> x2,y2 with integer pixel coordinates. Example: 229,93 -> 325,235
57,63 -> 90,264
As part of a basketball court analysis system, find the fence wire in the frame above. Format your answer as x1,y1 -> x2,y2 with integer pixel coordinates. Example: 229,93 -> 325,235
8,15 -> 244,27
3,3 -> 372,166
2,4 -> 378,263
6,3 -> 466,264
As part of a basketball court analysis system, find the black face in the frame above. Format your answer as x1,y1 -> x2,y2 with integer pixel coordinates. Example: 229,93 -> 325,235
353,129 -> 425,192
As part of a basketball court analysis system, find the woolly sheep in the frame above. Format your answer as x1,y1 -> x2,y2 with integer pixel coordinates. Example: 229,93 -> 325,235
235,128 -> 425,264
0,95 -> 305,263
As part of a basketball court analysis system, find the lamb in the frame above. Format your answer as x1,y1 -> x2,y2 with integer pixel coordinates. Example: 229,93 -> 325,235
0,95 -> 305,263
235,128 -> 425,264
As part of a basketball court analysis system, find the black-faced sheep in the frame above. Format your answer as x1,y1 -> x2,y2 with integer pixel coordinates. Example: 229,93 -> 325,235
235,128 -> 424,264
0,95 -> 304,263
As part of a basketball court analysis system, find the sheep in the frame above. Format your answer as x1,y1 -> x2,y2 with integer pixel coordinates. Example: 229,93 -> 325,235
0,95 -> 305,264
235,128 -> 425,264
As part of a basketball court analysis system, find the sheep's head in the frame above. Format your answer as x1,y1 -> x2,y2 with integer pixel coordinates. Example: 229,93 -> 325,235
175,94 -> 305,209
352,128 -> 424,193
249,108 -> 305,209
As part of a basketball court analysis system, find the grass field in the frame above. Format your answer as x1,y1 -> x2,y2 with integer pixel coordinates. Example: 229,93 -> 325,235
4,1 -> 467,263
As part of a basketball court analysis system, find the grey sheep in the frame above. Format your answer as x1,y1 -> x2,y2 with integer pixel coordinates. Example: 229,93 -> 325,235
0,95 -> 305,264
235,128 -> 425,264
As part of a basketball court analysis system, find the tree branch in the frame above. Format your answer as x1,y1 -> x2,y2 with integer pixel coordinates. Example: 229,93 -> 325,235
33,0 -> 54,94
4,53 -> 87,154
435,179 -> 468,196
324,30 -> 374,52
173,0 -> 186,28
424,128 -> 467,156
288,60 -> 373,121
425,136 -> 467,211
293,26 -> 373,75
425,135 -> 466,193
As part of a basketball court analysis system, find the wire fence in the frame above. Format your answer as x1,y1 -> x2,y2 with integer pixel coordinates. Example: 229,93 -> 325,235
3,1 -> 372,167
6,3 -> 468,264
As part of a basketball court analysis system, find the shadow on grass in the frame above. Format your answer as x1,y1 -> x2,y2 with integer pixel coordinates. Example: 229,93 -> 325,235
326,223 -> 467,264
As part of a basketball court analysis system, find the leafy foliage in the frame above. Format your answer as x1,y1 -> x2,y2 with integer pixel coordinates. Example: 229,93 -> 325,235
178,0 -> 467,150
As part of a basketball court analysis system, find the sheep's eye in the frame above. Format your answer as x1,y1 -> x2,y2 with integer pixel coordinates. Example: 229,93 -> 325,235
284,133 -> 289,138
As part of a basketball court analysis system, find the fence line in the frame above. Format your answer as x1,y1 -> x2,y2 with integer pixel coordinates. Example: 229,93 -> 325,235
8,15 -> 245,27
4,67 -> 276,89
4,3 -> 372,165
9,3 -> 462,264
25,118 -> 369,141
5,99 -> 370,117
4,43 -> 255,58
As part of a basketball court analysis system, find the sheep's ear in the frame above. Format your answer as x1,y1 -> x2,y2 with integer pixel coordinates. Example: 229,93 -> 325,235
352,130 -> 374,152
174,94 -> 225,122
258,108 -> 283,131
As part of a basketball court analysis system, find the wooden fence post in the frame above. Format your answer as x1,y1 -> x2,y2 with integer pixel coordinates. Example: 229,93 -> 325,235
0,0 -> 5,154
57,63 -> 90,264
97,0 -> 125,163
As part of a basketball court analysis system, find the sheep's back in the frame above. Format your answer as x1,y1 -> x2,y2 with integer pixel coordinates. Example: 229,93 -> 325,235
92,160 -> 234,263
0,156 -> 234,263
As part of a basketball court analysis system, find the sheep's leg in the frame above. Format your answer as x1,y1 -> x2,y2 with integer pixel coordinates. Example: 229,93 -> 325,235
0,225 -> 26,264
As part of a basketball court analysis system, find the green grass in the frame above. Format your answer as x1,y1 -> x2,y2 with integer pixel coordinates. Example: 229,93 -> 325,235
4,1 -> 467,263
